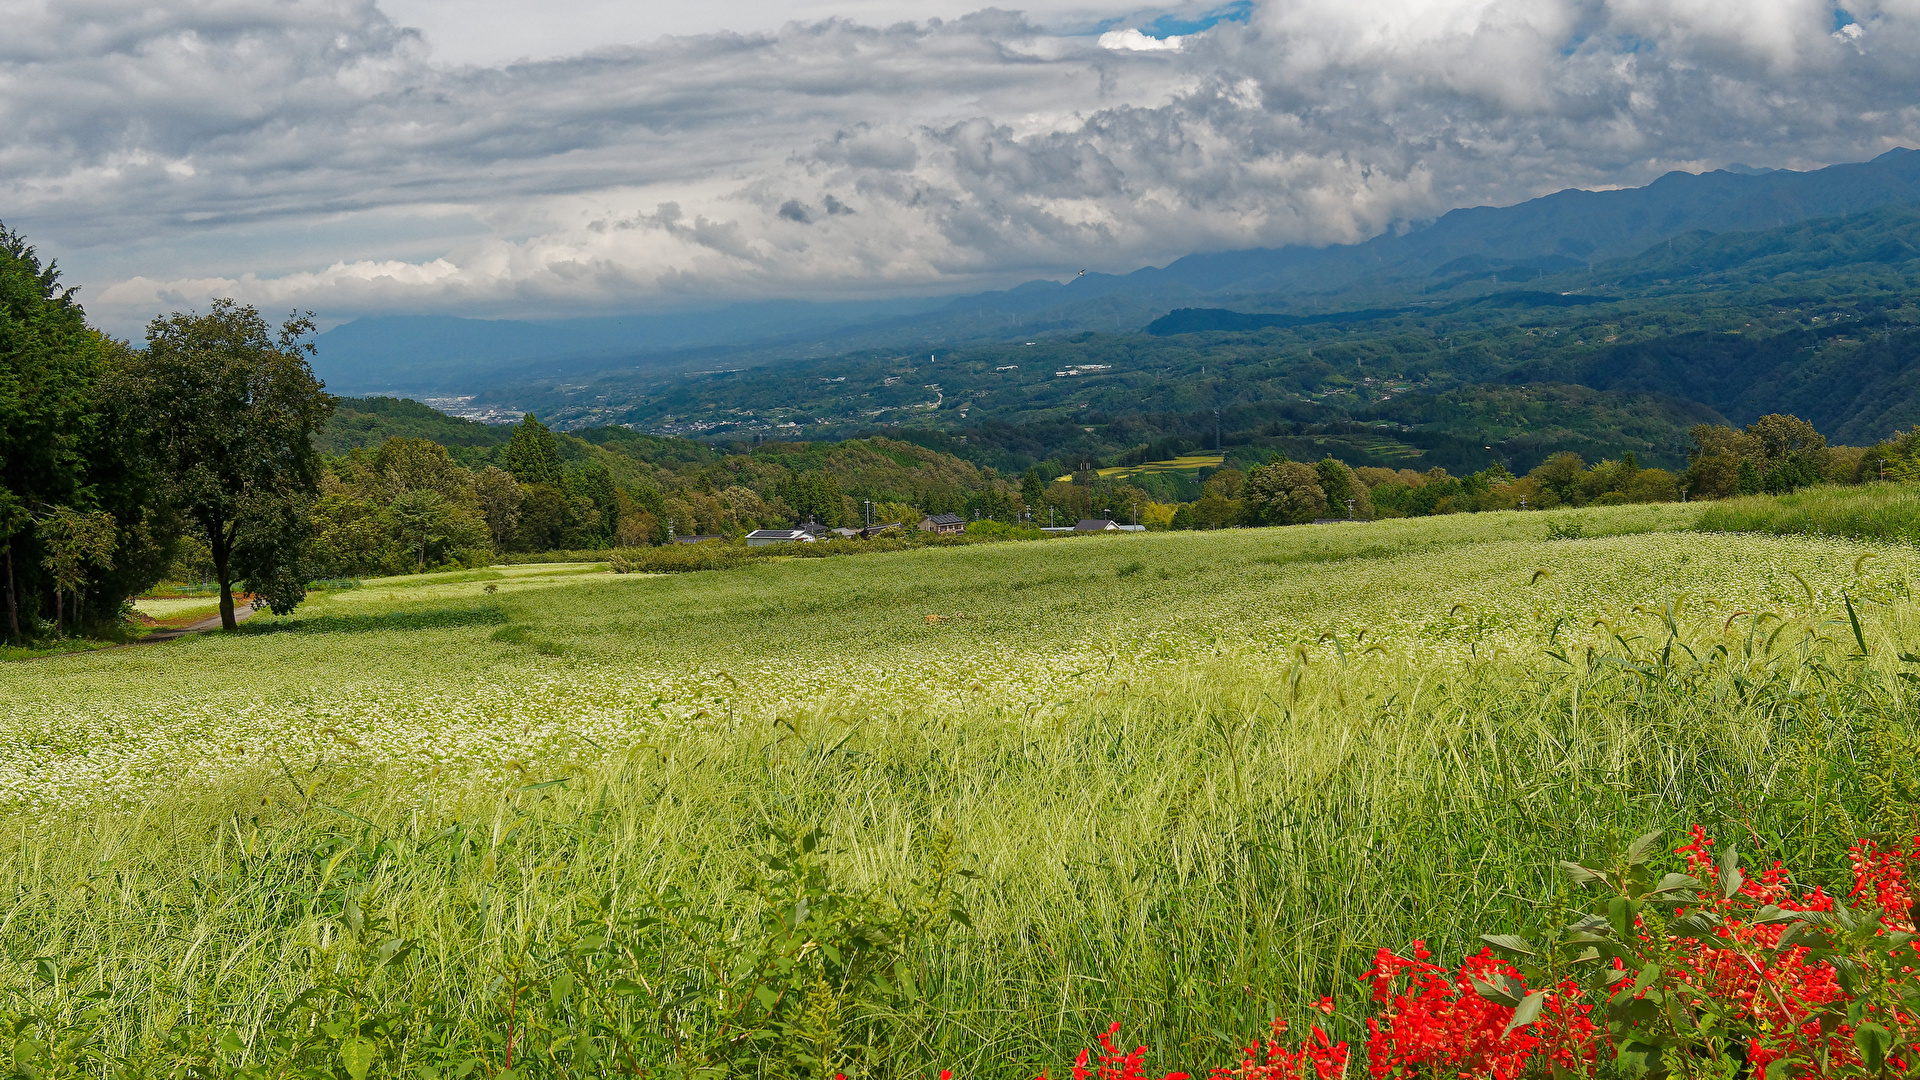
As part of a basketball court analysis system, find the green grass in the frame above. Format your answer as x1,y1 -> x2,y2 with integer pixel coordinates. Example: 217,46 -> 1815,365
1696,481 -> 1920,543
3,502 -> 1917,1076
1097,452 -> 1226,480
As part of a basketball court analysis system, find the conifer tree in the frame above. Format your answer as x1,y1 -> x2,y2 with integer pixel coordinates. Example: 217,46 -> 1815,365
502,414 -> 562,484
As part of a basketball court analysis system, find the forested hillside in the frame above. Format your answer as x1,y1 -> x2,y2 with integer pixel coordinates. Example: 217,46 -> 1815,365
484,202 -> 1920,479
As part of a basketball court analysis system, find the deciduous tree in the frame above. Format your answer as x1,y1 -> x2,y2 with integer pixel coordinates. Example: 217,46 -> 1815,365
1313,457 -> 1373,520
1244,461 -> 1326,525
117,299 -> 333,630
37,506 -> 115,634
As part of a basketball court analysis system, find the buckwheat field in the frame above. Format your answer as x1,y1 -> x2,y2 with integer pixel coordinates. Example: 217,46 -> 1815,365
2,503 -> 1916,1077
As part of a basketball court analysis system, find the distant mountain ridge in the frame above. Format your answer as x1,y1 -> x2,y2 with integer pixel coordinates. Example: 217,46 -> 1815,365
312,148 -> 1920,399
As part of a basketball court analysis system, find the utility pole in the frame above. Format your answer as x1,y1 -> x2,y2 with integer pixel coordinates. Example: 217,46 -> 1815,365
864,499 -> 873,526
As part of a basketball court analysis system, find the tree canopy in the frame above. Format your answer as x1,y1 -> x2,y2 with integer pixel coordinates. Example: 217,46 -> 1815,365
116,299 -> 334,629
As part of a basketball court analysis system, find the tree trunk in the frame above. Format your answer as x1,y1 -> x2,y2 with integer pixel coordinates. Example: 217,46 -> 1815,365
4,543 -> 17,640
212,519 -> 237,632
54,586 -> 63,637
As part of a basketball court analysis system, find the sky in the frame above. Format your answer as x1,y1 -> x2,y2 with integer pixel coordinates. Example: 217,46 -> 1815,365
5,0 -> 1920,335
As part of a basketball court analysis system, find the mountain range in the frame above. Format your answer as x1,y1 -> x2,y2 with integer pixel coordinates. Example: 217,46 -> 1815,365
313,148 -> 1920,402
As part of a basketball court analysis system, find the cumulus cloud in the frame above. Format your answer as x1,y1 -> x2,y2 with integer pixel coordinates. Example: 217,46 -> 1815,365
5,0 -> 1920,332
1099,28 -> 1185,49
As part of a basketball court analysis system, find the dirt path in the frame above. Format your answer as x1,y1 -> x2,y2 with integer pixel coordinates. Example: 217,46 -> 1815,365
133,600 -> 259,644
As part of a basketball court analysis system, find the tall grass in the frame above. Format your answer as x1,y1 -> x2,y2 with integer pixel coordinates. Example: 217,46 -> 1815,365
1696,481 -> 1920,543
1,505 -> 1914,1076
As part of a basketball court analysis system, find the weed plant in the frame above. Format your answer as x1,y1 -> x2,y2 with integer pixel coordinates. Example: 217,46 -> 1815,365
2,504 -> 1915,1076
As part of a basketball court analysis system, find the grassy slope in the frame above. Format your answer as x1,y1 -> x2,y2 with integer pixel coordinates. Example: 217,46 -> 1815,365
3,505 -> 1917,1073
1698,481 -> 1920,542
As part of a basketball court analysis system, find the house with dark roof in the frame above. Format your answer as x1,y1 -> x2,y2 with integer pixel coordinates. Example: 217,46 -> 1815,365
745,529 -> 815,546
919,513 -> 966,535
860,522 -> 902,538
1073,519 -> 1120,531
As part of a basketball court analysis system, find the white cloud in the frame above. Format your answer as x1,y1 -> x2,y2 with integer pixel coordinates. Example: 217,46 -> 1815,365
4,0 -> 1920,334
1099,28 -> 1184,49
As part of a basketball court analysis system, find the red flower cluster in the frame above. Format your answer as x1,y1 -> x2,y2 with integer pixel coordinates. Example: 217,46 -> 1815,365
912,829 -> 1919,1080
1361,942 -> 1596,1080
1208,1018 -> 1350,1080
1032,1022 -> 1192,1080
1666,826 -> 1920,1075
1850,835 -> 1917,934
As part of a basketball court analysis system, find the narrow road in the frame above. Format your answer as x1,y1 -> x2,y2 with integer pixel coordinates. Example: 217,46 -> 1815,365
135,600 -> 258,644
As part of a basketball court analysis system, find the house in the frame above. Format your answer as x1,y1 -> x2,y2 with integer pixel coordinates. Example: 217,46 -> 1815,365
745,529 -> 816,546
919,513 -> 966,535
1073,519 -> 1121,531
860,522 -> 902,539
672,534 -> 721,544
1116,524 -> 1146,532
830,527 -> 862,540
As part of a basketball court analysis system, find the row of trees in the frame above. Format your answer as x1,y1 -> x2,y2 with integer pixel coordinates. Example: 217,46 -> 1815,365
1147,414 -> 1855,529
293,423 -> 656,580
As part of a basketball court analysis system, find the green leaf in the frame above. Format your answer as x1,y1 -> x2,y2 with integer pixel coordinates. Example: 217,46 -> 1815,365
1608,896 -> 1640,939
1854,1022 -> 1891,1074
753,984 -> 781,1013
1504,990 -> 1548,1036
1674,911 -> 1722,936
1481,934 -> 1536,957
1558,860 -> 1599,886
1626,831 -> 1663,867
373,936 -> 412,970
1718,845 -> 1743,899
1844,593 -> 1869,656
340,1038 -> 377,1080
1651,873 -> 1700,894
1471,973 -> 1525,1007
551,971 -> 574,1007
